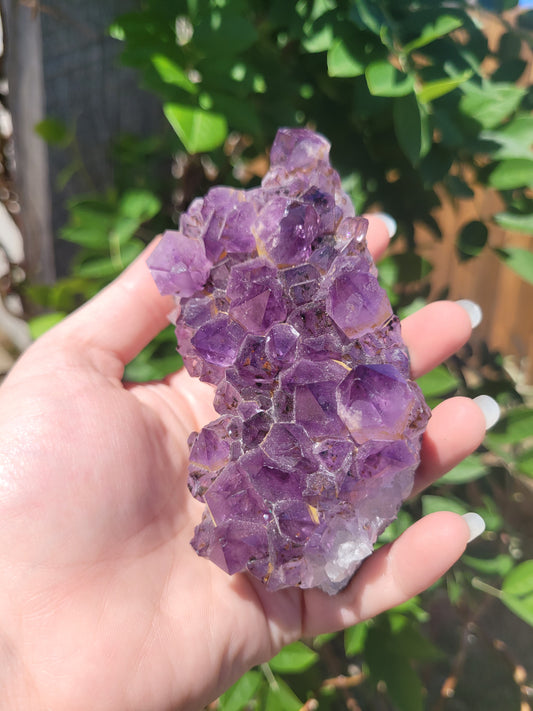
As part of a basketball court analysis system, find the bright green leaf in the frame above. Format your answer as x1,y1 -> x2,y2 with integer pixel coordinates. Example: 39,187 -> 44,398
76,240 -> 144,277
417,70 -> 473,103
268,641 -> 319,674
463,554 -> 515,577
327,37 -> 365,77
422,495 -> 468,517
109,217 -> 140,246
494,212 -> 533,234
495,248 -> 533,285
28,312 -> 67,340
119,189 -> 161,221
489,159 -> 533,189
502,560 -> 533,627
457,220 -> 488,260
460,83 -> 526,130
108,21 -> 126,41
439,454 -> 488,485
393,93 -> 430,166
403,15 -> 464,54
481,115 -> 533,160
218,670 -> 262,711
365,61 -> 415,97
344,622 -> 368,656
151,54 -> 198,94
163,103 -> 228,153
486,407 -> 533,447
417,365 -> 458,399
302,9 -> 336,53
265,676 -> 302,711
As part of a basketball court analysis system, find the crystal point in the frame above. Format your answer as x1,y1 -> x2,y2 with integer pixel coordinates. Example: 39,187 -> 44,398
149,128 -> 430,594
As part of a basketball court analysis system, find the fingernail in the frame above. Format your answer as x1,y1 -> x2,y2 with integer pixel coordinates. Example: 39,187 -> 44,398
473,394 -> 501,430
462,512 -> 486,543
456,299 -> 483,329
373,212 -> 397,239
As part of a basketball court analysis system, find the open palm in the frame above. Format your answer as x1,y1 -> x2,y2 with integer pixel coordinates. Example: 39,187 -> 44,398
0,218 -> 487,711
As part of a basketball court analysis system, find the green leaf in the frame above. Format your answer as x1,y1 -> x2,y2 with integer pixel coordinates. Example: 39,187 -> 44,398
313,631 -> 337,648
327,37 -> 365,77
76,240 -> 144,277
501,561 -> 533,627
61,199 -> 116,248
404,15 -> 464,54
344,622 -> 368,656
489,159 -> 533,189
194,12 -> 258,57
218,670 -> 262,711
268,641 -> 319,673
119,189 -> 161,222
365,622 -> 424,711
486,407 -> 533,447
417,365 -> 458,399
28,312 -> 67,340
34,117 -> 72,147
365,61 -> 415,97
495,248 -> 533,285
421,495 -> 468,517
494,212 -> 533,234
417,70 -> 473,103
163,103 -> 228,153
517,448 -> 533,477
265,676 -> 302,711
481,115 -> 533,159
393,93 -> 430,166
460,83 -> 526,130
349,0 -> 381,32
463,554 -> 514,577
439,454 -> 488,485
457,220 -> 488,260
503,560 -> 533,596
302,7 -> 336,53
378,510 -> 413,544
151,54 -> 198,94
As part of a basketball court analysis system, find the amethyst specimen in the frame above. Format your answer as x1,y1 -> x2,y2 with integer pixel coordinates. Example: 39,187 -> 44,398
148,128 -> 431,594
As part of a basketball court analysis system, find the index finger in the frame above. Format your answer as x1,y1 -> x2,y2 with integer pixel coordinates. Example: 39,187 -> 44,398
54,240 -> 175,367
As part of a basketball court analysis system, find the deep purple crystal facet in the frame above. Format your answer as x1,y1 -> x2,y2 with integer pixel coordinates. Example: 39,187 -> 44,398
148,127 -> 431,594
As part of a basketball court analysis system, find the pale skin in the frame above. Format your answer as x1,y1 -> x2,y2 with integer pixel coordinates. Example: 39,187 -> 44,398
0,216 -> 487,711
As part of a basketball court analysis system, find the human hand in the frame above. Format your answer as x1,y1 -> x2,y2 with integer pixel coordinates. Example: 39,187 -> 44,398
0,217 -> 490,711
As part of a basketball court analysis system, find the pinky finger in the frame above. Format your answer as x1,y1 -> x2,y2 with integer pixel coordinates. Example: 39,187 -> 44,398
303,511 -> 472,635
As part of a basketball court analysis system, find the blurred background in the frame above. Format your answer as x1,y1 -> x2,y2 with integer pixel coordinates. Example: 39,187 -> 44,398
0,1 -> 532,709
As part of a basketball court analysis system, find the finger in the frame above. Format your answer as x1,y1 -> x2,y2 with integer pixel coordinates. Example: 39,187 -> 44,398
302,511 -> 470,636
54,239 -> 175,366
402,301 -> 472,378
413,396 -> 486,496
363,213 -> 395,261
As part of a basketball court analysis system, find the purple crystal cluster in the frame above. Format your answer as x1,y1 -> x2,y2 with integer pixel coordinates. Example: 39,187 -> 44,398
148,128 -> 430,594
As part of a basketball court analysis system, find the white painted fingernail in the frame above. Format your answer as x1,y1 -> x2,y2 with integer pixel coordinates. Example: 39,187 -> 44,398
373,212 -> 397,239
473,395 -> 501,430
456,299 -> 483,329
462,512 -> 485,543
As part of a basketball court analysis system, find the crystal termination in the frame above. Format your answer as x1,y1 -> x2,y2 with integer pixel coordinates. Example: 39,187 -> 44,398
148,128 -> 431,594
